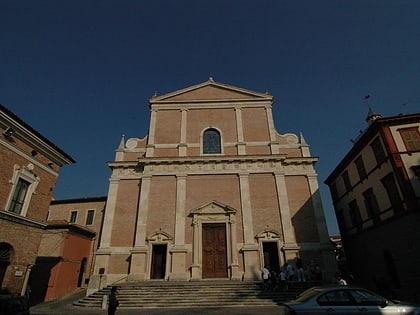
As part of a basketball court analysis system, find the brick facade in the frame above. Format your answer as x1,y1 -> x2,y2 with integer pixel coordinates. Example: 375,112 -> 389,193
0,104 -> 74,296
89,80 -> 335,291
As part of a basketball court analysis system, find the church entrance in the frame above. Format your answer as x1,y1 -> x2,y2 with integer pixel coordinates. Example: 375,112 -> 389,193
202,223 -> 227,278
150,244 -> 167,279
263,242 -> 280,274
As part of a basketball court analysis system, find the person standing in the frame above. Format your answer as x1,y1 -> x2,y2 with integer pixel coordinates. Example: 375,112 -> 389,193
286,263 -> 295,281
279,269 -> 288,292
261,266 -> 270,290
108,286 -> 119,315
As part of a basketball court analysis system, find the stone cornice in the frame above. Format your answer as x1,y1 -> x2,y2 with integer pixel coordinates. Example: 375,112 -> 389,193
0,210 -> 47,229
108,155 -> 318,178
150,99 -> 272,111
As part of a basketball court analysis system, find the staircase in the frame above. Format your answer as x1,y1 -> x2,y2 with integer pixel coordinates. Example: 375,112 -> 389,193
74,280 -> 318,309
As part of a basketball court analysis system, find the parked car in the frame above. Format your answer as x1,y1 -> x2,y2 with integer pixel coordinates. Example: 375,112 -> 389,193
282,286 -> 420,315
0,295 -> 30,315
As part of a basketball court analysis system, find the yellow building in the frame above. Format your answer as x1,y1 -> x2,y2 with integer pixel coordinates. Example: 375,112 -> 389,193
89,79 -> 335,290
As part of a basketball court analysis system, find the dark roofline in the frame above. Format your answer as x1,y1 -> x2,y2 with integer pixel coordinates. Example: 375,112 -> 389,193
0,103 -> 75,163
51,196 -> 107,205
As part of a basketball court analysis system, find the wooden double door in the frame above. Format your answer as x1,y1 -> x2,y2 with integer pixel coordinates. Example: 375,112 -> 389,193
202,223 -> 228,278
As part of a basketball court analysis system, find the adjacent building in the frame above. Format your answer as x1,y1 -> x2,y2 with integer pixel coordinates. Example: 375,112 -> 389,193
29,220 -> 96,305
325,110 -> 420,302
45,196 -> 106,294
0,104 -> 74,295
88,79 -> 336,291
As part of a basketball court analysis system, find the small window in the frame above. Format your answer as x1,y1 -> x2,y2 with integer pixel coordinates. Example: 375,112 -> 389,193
381,173 -> 403,213
70,211 -> 78,223
8,178 -> 30,214
363,188 -> 380,224
354,156 -> 367,180
399,127 -> 420,151
349,200 -> 362,229
85,210 -> 95,225
342,171 -> 351,192
203,128 -> 221,154
370,137 -> 386,164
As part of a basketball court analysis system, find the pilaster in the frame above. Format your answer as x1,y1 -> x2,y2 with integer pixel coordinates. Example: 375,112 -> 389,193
134,176 -> 152,247
99,179 -> 119,248
274,172 -> 299,254
239,173 -> 259,280
235,107 -> 246,155
146,110 -> 157,157
128,176 -> 151,280
128,247 -> 148,281
168,174 -> 189,280
179,109 -> 188,156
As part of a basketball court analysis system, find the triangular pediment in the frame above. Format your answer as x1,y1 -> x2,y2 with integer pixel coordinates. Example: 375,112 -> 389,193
150,79 -> 272,103
189,200 -> 236,216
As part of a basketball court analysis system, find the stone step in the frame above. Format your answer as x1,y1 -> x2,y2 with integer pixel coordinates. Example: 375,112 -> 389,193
74,281 -> 318,309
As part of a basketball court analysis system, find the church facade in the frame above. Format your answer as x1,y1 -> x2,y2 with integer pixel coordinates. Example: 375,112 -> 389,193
90,79 -> 335,288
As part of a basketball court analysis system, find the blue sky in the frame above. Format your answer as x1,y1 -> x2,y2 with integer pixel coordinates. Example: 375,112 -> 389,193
1,0 -> 419,235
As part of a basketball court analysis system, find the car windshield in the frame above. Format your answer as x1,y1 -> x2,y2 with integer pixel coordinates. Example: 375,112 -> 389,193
294,287 -> 324,302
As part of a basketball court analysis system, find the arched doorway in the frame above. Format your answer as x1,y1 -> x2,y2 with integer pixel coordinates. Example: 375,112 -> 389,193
77,258 -> 87,287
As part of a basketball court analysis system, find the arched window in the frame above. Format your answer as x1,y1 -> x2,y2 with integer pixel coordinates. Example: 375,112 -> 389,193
203,128 -> 221,154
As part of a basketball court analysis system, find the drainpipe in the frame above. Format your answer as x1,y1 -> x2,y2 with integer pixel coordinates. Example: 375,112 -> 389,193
21,264 -> 34,297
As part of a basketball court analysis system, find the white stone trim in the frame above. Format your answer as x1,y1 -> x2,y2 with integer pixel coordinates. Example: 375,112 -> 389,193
5,164 -> 40,216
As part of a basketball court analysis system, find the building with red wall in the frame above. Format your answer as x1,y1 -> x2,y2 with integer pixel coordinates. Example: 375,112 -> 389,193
29,221 -> 95,304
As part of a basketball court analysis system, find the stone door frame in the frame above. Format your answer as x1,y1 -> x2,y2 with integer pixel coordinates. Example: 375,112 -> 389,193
189,201 -> 240,280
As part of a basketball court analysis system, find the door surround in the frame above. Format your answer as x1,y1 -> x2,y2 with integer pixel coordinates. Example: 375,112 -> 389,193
189,201 -> 239,280
146,231 -> 172,280
256,229 -> 284,271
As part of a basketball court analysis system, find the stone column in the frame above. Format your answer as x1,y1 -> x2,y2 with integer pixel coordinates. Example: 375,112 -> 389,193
169,175 -> 189,280
239,173 -> 259,280
128,175 -> 151,281
274,172 -> 299,261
